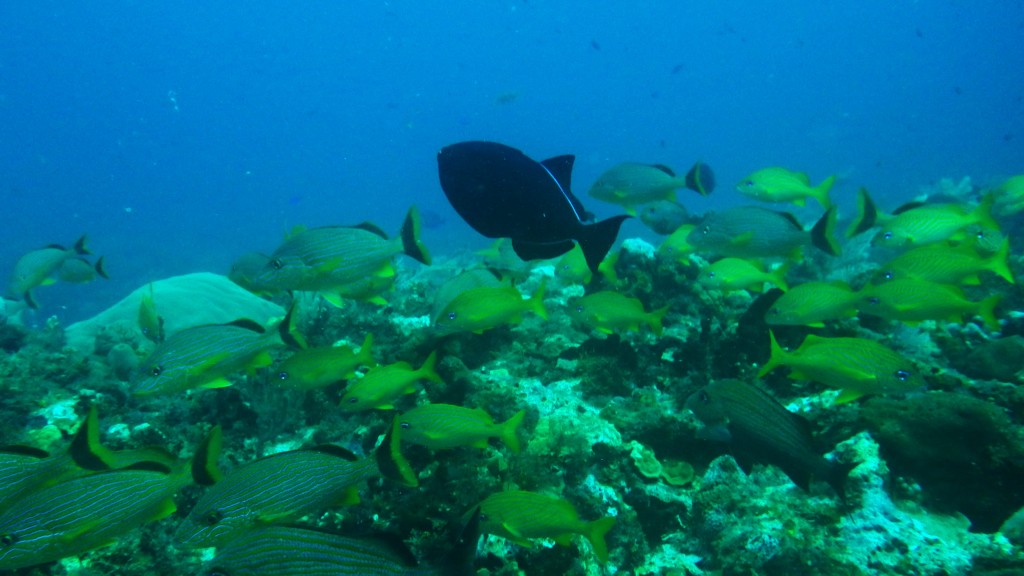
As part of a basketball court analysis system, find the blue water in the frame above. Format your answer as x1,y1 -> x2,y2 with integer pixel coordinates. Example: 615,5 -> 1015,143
2,1 -> 1022,322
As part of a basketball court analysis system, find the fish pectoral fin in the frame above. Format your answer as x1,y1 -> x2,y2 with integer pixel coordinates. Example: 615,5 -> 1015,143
373,263 -> 396,278
320,292 -> 346,308
501,521 -> 527,540
60,517 -> 106,542
249,350 -> 274,369
730,232 -> 755,247
332,485 -> 361,507
199,377 -> 233,389
835,389 -> 866,404
147,497 -> 178,523
471,438 -> 490,449
41,277 -> 58,286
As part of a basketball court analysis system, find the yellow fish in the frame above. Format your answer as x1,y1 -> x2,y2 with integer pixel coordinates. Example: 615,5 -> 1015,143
277,334 -> 376,390
339,351 -> 442,411
657,224 -> 697,266
765,281 -> 860,327
569,291 -> 668,336
859,279 -> 1001,330
138,283 -> 164,344
471,490 -> 616,563
872,195 -> 999,249
399,404 -> 525,453
873,239 -> 1014,286
434,282 -> 547,335
759,331 -> 925,404
737,167 -> 835,209
699,258 -> 789,292
993,174 -> 1024,217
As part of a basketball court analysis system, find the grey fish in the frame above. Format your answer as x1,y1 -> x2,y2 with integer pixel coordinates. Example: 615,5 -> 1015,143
7,235 -> 99,308
686,379 -> 852,495
203,510 -> 480,576
637,200 -> 691,235
687,206 -> 839,259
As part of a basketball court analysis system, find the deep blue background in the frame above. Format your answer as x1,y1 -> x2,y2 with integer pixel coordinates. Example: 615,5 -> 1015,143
2,2 -> 1023,323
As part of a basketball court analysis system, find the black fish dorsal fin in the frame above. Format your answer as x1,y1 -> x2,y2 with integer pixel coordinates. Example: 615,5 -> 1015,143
309,444 -> 359,461
224,319 -> 266,333
650,163 -> 676,177
540,154 -> 575,191
351,222 -> 389,239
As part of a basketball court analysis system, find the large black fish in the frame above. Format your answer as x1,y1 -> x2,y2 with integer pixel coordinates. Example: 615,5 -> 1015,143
437,141 -> 630,273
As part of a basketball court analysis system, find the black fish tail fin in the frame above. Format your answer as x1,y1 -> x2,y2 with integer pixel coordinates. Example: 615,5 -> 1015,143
277,302 -> 307,350
810,207 -> 840,256
435,507 -> 482,576
73,235 -> 91,255
576,215 -> 631,273
191,425 -> 224,487
375,417 -> 418,487
94,256 -> 110,280
846,187 -> 878,238
68,406 -> 115,471
400,205 -> 432,265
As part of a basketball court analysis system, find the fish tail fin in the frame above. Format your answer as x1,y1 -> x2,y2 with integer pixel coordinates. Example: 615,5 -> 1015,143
974,193 -> 1001,231
771,262 -> 791,292
528,281 -> 548,320
73,234 -> 91,255
977,295 -> 1001,332
814,175 -> 836,209
400,205 -> 432,265
810,206 -> 841,256
648,305 -> 670,336
576,215 -> 631,273
94,256 -> 110,279
357,333 -> 377,366
846,187 -> 879,238
435,507 -> 482,576
418,350 -> 443,384
758,330 -> 786,377
277,302 -> 307,350
988,238 -> 1015,284
499,409 -> 526,454
584,516 -> 616,564
376,417 -> 418,487
191,425 -> 224,486
597,249 -> 620,284
68,406 -> 116,471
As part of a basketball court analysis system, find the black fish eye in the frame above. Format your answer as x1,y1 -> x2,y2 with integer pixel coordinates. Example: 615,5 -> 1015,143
447,311 -> 457,321
151,365 -> 163,377
708,272 -> 716,278
883,271 -> 895,280
348,397 -> 359,404
271,258 -> 284,270
205,509 -> 225,525
868,297 -> 880,305
895,369 -> 911,381
278,371 -> 289,380
575,305 -> 584,313
697,390 -> 709,403
0,533 -> 16,547
702,225 -> 710,235
883,231 -> 893,240
400,422 -> 411,429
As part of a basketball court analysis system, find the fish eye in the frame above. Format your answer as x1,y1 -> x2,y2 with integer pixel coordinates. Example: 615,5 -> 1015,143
701,225 -> 710,235
697,390 -> 709,404
769,307 -> 780,315
151,365 -> 163,377
708,272 -> 716,278
895,369 -> 911,381
278,371 -> 289,380
204,509 -> 225,526
575,305 -> 584,313
271,258 -> 284,270
883,271 -> 895,280
868,297 -> 880,305
400,422 -> 411,429
883,231 -> 893,240
347,397 -> 359,404
0,533 -> 16,547
447,311 -> 457,321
